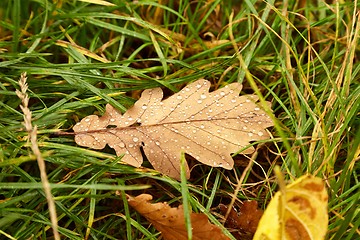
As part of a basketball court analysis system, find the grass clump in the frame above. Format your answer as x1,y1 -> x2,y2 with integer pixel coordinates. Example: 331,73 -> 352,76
0,0 -> 359,239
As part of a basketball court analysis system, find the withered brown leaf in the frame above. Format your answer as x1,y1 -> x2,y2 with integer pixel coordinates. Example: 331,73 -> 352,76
73,79 -> 273,179
219,201 -> 263,239
127,194 -> 230,240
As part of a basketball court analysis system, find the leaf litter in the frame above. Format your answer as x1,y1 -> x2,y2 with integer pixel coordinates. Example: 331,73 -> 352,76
218,201 -> 263,239
127,193 -> 230,240
73,79 -> 273,179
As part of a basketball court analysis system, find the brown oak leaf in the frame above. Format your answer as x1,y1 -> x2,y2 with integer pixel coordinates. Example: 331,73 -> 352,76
127,194 -> 230,240
73,79 -> 273,179
219,201 -> 263,239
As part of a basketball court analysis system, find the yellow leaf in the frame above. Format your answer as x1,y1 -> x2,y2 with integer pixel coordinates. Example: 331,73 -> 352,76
253,175 -> 328,240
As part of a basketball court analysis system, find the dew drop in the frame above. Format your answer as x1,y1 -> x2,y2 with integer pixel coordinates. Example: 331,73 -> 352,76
133,137 -> 139,142
128,144 -> 134,148
200,94 -> 207,99
197,99 -> 202,104
119,142 -> 125,148
254,107 -> 260,111
220,91 -> 225,96
85,118 -> 90,122
196,84 -> 202,88
258,131 -> 264,136
231,99 -> 236,103
155,141 -> 160,146
110,118 -> 115,122
142,105 -> 147,109
248,133 -> 253,137
177,95 -> 183,100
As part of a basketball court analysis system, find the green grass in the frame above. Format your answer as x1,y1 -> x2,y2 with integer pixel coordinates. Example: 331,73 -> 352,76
0,0 -> 359,239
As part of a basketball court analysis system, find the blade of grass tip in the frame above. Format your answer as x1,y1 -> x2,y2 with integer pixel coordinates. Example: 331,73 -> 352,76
117,180 -> 133,240
153,78 -> 179,92
205,170 -> 220,211
0,230 -> 17,240
78,0 -> 115,7
180,152 -> 192,240
115,22 -> 128,61
149,30 -> 168,77
85,187 -> 96,240
12,0 -> 20,52
26,0 -> 49,54
193,0 -> 221,35
87,18 -> 150,42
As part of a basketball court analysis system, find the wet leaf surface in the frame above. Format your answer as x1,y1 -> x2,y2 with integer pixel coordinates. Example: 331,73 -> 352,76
73,79 -> 273,179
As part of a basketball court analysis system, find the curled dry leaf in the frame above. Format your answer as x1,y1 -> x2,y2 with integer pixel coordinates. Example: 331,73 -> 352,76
73,79 -> 273,179
127,194 -> 230,240
253,175 -> 329,240
219,200 -> 263,237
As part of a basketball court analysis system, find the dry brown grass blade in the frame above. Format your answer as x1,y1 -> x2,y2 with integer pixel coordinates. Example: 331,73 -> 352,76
15,72 -> 60,240
73,79 -> 273,180
127,193 -> 230,240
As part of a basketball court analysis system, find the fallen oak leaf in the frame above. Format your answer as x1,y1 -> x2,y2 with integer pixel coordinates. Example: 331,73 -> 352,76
253,174 -> 328,240
73,79 -> 273,180
127,193 -> 230,240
